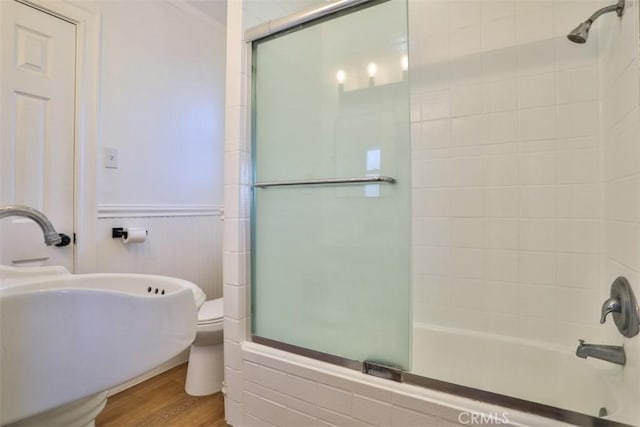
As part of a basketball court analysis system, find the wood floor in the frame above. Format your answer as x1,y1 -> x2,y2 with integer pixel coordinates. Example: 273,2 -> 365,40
96,364 -> 227,427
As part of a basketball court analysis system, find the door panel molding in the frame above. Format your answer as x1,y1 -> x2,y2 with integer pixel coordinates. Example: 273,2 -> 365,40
18,0 -> 101,273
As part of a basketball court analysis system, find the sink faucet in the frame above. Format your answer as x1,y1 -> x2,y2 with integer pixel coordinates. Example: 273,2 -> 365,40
0,205 -> 62,246
576,339 -> 626,365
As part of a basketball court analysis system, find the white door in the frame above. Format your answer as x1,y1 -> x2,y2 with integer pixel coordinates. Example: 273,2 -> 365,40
0,0 -> 76,271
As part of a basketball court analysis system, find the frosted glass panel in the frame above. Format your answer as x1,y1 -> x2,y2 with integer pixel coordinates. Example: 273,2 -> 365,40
252,0 -> 410,368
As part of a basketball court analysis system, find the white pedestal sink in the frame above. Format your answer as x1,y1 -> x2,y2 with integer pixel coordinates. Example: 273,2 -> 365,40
0,266 -> 205,426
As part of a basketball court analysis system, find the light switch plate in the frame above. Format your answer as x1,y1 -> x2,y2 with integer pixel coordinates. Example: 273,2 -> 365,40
104,147 -> 118,169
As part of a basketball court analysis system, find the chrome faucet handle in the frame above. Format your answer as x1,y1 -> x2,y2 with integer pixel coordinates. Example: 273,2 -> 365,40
601,297 -> 622,324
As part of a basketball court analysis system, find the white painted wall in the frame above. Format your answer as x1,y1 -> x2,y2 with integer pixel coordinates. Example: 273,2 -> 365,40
67,0 -> 226,298
51,0 -> 227,389
88,0 -> 225,206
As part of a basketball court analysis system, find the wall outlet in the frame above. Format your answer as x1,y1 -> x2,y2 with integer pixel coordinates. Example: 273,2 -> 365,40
104,147 -> 118,169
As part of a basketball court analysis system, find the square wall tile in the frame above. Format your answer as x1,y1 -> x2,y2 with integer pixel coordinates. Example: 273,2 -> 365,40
484,250 -> 519,282
450,1 -> 482,30
483,79 -> 517,113
557,254 -> 600,289
558,184 -> 600,219
452,115 -> 484,146
482,15 -> 516,51
450,157 -> 484,187
517,40 -> 555,76
518,151 -> 557,185
557,220 -> 600,254
483,47 -> 518,82
451,24 -> 483,58
519,252 -> 557,285
352,395 -> 392,427
422,119 -> 452,150
557,66 -> 598,104
520,186 -> 557,218
422,91 -> 451,121
485,187 -> 519,217
392,406 -> 439,427
451,84 -> 483,117
519,107 -> 556,141
484,154 -> 519,186
557,149 -> 599,184
484,219 -> 519,249
224,284 -> 247,320
318,384 -> 352,416
451,218 -> 483,248
518,285 -> 557,318
516,4 -> 554,44
518,72 -> 556,109
519,219 -> 557,252
483,111 -> 519,144
452,188 -> 484,217
558,102 -> 599,139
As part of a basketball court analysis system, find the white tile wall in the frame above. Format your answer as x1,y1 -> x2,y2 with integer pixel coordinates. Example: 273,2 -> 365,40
411,0 -> 606,351
238,343 -> 571,427
599,1 -> 640,422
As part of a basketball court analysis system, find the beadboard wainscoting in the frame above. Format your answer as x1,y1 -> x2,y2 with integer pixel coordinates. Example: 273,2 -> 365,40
97,204 -> 223,396
97,205 -> 224,299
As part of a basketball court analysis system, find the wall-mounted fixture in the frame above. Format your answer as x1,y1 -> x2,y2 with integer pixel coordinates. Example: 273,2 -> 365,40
567,0 -> 624,44
600,276 -> 639,338
335,56 -> 408,92
575,340 -> 626,365
575,276 -> 638,365
112,227 -> 148,244
367,62 -> 377,87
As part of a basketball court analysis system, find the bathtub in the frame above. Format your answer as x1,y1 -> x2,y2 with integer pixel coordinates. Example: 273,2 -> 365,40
411,322 -> 636,424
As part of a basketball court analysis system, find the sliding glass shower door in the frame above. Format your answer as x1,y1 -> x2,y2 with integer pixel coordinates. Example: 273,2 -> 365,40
251,0 -> 411,368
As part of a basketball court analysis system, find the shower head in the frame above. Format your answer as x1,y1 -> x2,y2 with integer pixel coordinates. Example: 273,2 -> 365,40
567,0 -> 624,44
567,21 -> 591,44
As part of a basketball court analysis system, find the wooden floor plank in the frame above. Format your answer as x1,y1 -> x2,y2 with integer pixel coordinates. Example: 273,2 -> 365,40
96,364 -> 226,427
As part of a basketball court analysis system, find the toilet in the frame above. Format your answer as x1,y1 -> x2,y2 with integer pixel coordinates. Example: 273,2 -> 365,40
185,297 -> 224,396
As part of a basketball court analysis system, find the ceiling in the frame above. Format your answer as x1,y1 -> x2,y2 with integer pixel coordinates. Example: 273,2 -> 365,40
185,0 -> 227,26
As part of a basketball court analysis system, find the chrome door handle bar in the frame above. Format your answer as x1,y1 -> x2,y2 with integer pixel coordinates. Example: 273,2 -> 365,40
254,176 -> 396,188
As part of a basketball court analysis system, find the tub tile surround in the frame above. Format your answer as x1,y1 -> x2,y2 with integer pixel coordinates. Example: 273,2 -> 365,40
600,0 -> 640,422
239,344 -> 570,427
411,0 -> 607,348
223,0 -> 640,426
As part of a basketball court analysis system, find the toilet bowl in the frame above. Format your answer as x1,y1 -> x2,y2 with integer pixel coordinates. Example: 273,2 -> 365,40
185,297 -> 224,396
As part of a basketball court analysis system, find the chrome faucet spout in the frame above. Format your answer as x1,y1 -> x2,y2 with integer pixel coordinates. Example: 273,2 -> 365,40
576,339 -> 626,365
0,205 -> 62,246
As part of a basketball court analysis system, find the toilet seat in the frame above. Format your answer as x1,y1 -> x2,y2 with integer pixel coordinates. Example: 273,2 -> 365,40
198,298 -> 223,326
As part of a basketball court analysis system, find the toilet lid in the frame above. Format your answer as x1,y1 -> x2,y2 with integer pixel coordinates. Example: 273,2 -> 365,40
198,298 -> 223,324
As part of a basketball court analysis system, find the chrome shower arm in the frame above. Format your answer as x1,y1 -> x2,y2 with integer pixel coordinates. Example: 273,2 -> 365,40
587,0 -> 624,23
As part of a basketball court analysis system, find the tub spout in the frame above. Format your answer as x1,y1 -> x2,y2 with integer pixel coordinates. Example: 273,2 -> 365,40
576,339 -> 626,366
0,205 -> 62,246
